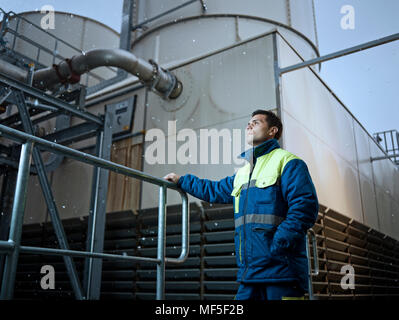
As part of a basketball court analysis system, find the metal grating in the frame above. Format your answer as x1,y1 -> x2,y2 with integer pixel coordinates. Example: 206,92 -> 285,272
8,202 -> 399,300
310,205 -> 399,300
373,130 -> 399,165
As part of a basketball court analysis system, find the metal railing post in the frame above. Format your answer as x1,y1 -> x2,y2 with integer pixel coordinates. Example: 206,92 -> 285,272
306,228 -> 319,300
0,152 -> 18,283
0,142 -> 33,299
13,91 -> 84,299
83,130 -> 101,296
84,109 -> 112,300
165,191 -> 189,264
156,185 -> 167,300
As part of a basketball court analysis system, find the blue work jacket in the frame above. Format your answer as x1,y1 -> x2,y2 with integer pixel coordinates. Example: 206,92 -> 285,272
177,138 -> 319,292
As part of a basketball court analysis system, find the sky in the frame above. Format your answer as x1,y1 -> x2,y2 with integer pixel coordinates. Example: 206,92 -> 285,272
313,0 -> 399,136
0,0 -> 397,137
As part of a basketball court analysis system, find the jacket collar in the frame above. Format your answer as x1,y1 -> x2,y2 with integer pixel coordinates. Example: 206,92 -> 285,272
239,138 -> 280,162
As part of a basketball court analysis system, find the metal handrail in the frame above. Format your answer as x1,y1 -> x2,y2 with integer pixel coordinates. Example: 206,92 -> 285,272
0,123 -> 189,300
305,228 -> 319,300
372,129 -> 399,164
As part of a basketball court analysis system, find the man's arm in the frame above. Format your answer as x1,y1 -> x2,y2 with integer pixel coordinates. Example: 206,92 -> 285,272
164,173 -> 235,204
271,159 -> 319,254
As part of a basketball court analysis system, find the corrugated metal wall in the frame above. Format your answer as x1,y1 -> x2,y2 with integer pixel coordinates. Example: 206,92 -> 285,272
11,201 -> 399,300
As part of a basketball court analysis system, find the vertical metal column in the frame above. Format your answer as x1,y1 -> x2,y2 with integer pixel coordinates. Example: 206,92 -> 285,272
120,0 -> 134,51
272,32 -> 284,148
305,233 -> 314,300
82,131 -> 101,296
306,229 -> 319,300
83,108 -> 113,300
0,142 -> 33,299
13,91 -> 84,300
114,0 -> 133,80
156,185 -> 167,300
0,157 -> 18,287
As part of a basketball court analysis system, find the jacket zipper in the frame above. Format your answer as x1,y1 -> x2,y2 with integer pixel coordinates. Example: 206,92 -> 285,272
241,159 -> 255,281
239,231 -> 242,264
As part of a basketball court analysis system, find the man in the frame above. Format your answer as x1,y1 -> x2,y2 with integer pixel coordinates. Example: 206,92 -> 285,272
164,109 -> 318,300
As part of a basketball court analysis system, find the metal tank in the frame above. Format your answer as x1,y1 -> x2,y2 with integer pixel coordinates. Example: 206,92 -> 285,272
131,0 -> 319,70
2,10 -> 120,87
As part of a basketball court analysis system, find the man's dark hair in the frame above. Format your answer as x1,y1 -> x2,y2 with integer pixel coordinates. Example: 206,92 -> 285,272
251,109 -> 283,140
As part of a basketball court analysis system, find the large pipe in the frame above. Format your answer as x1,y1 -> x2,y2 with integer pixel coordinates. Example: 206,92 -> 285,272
0,60 -> 27,83
0,49 -> 182,99
33,49 -> 183,99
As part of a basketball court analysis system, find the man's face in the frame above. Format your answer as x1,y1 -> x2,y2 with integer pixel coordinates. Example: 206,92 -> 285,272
246,114 -> 277,146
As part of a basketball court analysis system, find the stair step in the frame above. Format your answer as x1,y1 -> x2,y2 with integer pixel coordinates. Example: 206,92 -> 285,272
141,222 -> 201,236
136,281 -> 200,292
203,281 -> 239,292
204,268 -> 237,280
137,245 -> 201,258
102,270 -> 136,280
204,219 -> 234,231
137,269 -> 200,281
138,233 -> 201,247
138,257 -> 201,269
135,292 -> 200,300
203,293 -> 235,300
203,230 -> 234,243
204,243 -> 234,255
204,255 -> 236,267
101,291 -> 135,300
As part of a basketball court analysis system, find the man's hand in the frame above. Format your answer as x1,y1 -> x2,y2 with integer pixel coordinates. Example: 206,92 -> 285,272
163,173 -> 181,184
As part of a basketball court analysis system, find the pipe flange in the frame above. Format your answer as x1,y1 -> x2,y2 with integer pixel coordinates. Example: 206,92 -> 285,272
160,67 -> 177,100
52,57 -> 81,86
146,59 -> 161,92
65,57 -> 81,84
53,63 -> 68,85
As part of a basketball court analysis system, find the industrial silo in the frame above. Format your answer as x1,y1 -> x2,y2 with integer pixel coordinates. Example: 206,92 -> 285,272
131,0 -> 319,69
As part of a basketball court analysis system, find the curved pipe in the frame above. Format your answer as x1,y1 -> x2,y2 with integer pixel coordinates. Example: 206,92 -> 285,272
33,49 -> 183,99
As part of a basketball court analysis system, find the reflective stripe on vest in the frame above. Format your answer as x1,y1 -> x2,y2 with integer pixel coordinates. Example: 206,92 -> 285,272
241,178 -> 280,191
235,214 -> 285,228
